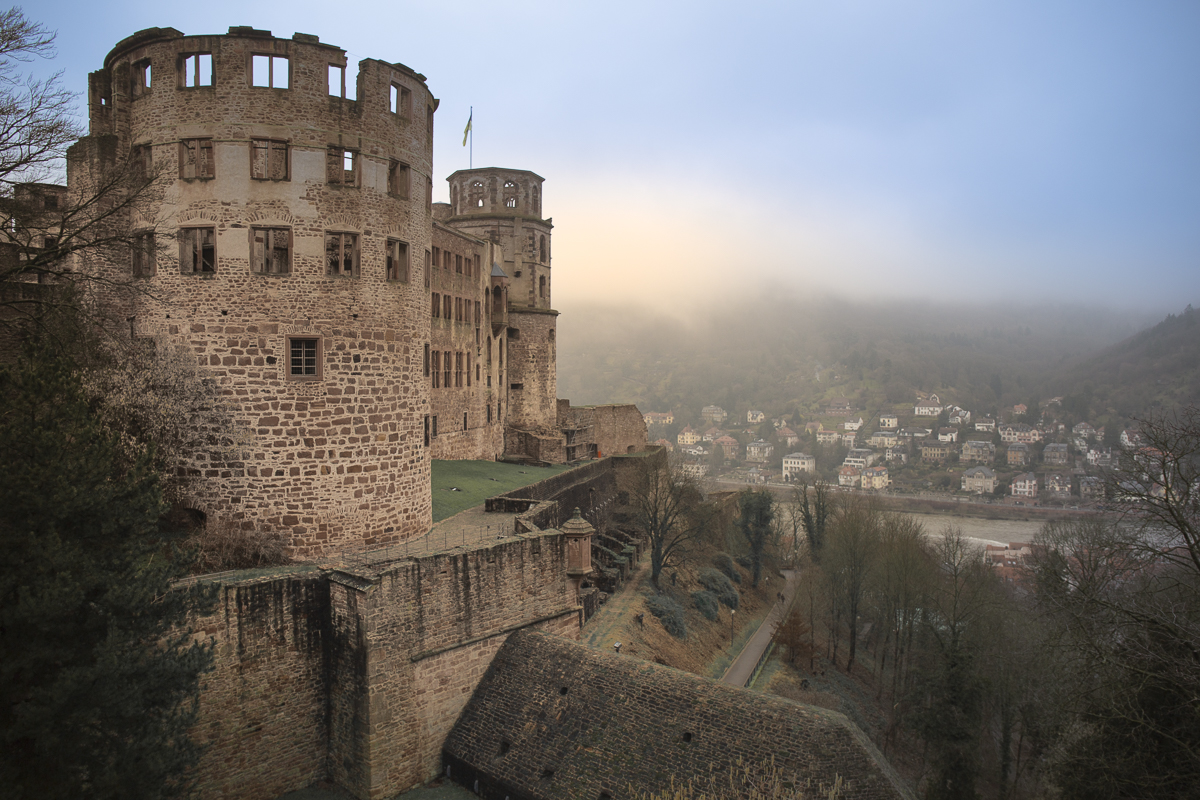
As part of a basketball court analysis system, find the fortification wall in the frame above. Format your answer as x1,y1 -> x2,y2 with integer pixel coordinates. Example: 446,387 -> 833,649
505,308 -> 558,434
188,529 -> 581,800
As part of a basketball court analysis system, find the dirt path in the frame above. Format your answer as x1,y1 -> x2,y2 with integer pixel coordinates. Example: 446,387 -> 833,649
583,557 -> 653,649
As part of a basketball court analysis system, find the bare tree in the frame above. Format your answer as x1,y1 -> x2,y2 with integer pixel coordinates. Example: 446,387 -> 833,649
626,454 -> 712,589
795,479 -> 832,560
824,495 -> 881,673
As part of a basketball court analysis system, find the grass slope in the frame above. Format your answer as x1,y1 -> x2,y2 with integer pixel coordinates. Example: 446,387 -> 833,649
430,460 -> 576,522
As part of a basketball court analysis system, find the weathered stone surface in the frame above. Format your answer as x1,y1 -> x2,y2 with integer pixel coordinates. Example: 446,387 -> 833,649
443,629 -> 915,800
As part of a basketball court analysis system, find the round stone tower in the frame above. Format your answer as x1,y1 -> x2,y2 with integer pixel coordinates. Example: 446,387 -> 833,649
74,26 -> 438,555
444,168 -> 558,443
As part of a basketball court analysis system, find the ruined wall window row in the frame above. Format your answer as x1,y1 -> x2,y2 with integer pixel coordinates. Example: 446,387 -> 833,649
131,231 -> 156,278
388,160 -> 410,199
179,227 -> 216,274
179,138 -> 214,180
327,148 -> 358,187
250,227 -> 291,274
328,64 -> 356,100
431,350 -> 440,387
131,59 -> 151,97
443,350 -> 451,390
251,54 -> 289,89
442,294 -> 451,319
250,139 -> 289,181
325,232 -> 359,277
386,239 -> 409,282
181,53 -> 212,88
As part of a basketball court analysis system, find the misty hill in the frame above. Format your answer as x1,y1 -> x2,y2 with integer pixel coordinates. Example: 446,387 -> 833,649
557,294 -> 1181,428
1047,304 -> 1200,419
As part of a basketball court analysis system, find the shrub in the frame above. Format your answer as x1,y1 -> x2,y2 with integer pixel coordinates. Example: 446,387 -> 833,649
714,552 -> 742,583
646,595 -> 687,638
736,555 -> 752,570
698,568 -> 739,610
692,590 -> 719,621
186,519 -> 290,573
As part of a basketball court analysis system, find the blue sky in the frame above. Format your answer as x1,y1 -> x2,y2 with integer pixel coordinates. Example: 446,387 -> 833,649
27,0 -> 1200,312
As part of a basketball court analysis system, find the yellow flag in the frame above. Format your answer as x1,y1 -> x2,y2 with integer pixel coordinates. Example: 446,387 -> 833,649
462,112 -> 472,146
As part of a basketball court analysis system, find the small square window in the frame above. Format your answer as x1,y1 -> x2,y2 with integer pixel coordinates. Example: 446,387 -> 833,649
179,227 -> 216,274
132,232 -> 156,277
287,337 -> 321,379
387,239 -> 409,282
179,138 -> 214,179
251,139 -> 288,180
181,54 -> 212,88
327,148 -> 358,187
326,232 -> 359,277
251,227 -> 291,274
252,55 -> 289,88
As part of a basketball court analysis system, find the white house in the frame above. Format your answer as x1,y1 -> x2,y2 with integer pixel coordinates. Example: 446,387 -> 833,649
782,452 -> 816,481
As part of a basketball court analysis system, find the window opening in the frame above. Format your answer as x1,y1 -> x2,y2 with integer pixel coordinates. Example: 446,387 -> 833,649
326,232 -> 359,276
424,343 -> 430,376
455,254 -> 462,274
180,227 -> 216,274
424,249 -> 431,288
455,352 -> 462,388
387,239 -> 409,281
251,227 -> 291,274
432,415 -> 438,438
470,181 -> 484,208
539,276 -> 546,298
389,84 -> 410,116
388,160 -> 410,198
131,144 -> 152,181
540,235 -> 546,263
432,292 -> 440,318
443,295 -> 451,319
431,351 -> 440,388
180,138 -> 214,179
327,148 -> 357,186
443,350 -> 451,390
182,54 -> 212,87
132,232 -> 155,277
251,139 -> 288,180
289,338 -> 319,377
132,60 -> 151,96
424,415 -> 430,446
463,412 -> 467,430
327,64 -> 355,99
252,55 -> 289,88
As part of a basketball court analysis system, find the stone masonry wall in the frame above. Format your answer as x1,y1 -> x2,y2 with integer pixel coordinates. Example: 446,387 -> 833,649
443,630 -> 916,800
189,528 -> 581,800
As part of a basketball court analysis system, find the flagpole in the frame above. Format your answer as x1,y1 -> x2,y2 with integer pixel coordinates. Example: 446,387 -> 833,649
470,106 -> 473,169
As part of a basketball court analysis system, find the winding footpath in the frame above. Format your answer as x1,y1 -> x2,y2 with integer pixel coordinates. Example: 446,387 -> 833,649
720,568 -> 798,687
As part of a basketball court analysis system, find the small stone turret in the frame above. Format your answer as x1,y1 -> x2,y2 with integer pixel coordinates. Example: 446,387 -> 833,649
560,507 -> 594,580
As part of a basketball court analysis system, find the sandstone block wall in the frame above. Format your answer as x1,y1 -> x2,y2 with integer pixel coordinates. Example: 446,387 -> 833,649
189,529 -> 581,800
443,630 -> 916,800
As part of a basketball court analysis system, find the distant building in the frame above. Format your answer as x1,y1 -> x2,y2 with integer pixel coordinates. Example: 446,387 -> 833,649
1011,473 -> 1038,498
844,448 -> 878,469
817,429 -> 840,445
701,405 -> 728,425
782,452 -> 817,481
938,427 -> 958,443
677,426 -> 700,447
826,397 -> 854,417
1080,476 -> 1104,501
921,442 -> 952,463
1073,422 -> 1096,439
948,408 -> 971,426
1046,473 -> 1072,497
778,426 -> 800,448
643,411 -> 674,426
1087,447 -> 1113,467
844,417 -> 864,431
961,440 -> 996,463
680,462 -> 709,479
885,446 -> 908,464
1006,443 -> 1031,466
747,409 -> 765,424
745,439 -> 774,463
879,414 -> 899,430
961,466 -> 997,494
840,432 -> 858,447
899,427 -> 932,439
1043,443 -> 1070,466
714,435 -> 740,460
975,416 -> 997,432
839,466 -> 862,487
1000,423 -> 1042,444
870,430 -> 899,448
862,465 -> 889,490
702,426 -> 722,442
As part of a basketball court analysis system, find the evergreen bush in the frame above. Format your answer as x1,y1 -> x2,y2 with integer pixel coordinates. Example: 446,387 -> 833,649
645,595 -> 687,638
699,568 -> 740,610
714,552 -> 742,583
692,590 -> 720,621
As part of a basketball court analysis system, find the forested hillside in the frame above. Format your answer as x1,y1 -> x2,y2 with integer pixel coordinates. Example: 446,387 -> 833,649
557,293 -> 1172,427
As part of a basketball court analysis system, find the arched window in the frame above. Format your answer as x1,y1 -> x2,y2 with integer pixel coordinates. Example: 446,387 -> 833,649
470,181 -> 484,208
503,180 -> 518,209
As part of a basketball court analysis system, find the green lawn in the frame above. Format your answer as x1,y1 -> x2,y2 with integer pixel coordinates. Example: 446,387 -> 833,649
431,460 -> 579,522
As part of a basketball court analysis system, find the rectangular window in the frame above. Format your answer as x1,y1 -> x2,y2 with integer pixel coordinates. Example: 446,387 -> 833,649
443,250 -> 452,270
467,353 -> 472,387
325,232 -> 359,277
426,176 -> 432,214
288,337 -> 320,379
487,404 -> 492,424
328,64 -> 356,99
181,53 -> 212,87
424,415 -> 430,446
431,292 -> 440,318
455,352 -> 462,388
474,254 -> 480,276
327,148 -> 357,187
388,160 -> 410,198
250,227 -> 291,274
179,227 -> 216,274
251,139 -> 288,180
432,415 -> 438,438
431,350 -> 440,387
132,232 -> 155,277
132,60 -> 151,96
426,105 -> 434,141
443,350 -> 451,390
455,254 -> 462,274
474,300 -> 481,325
454,297 -> 461,321
179,138 -> 214,179
424,249 -> 431,288
131,144 -> 152,181
252,54 -> 289,88
463,412 -> 468,431
443,295 -> 451,319
386,239 -> 409,282
424,343 -> 430,377
390,84 -> 411,116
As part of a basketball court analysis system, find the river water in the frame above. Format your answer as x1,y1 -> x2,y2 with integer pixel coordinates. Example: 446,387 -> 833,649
900,512 -> 1046,548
